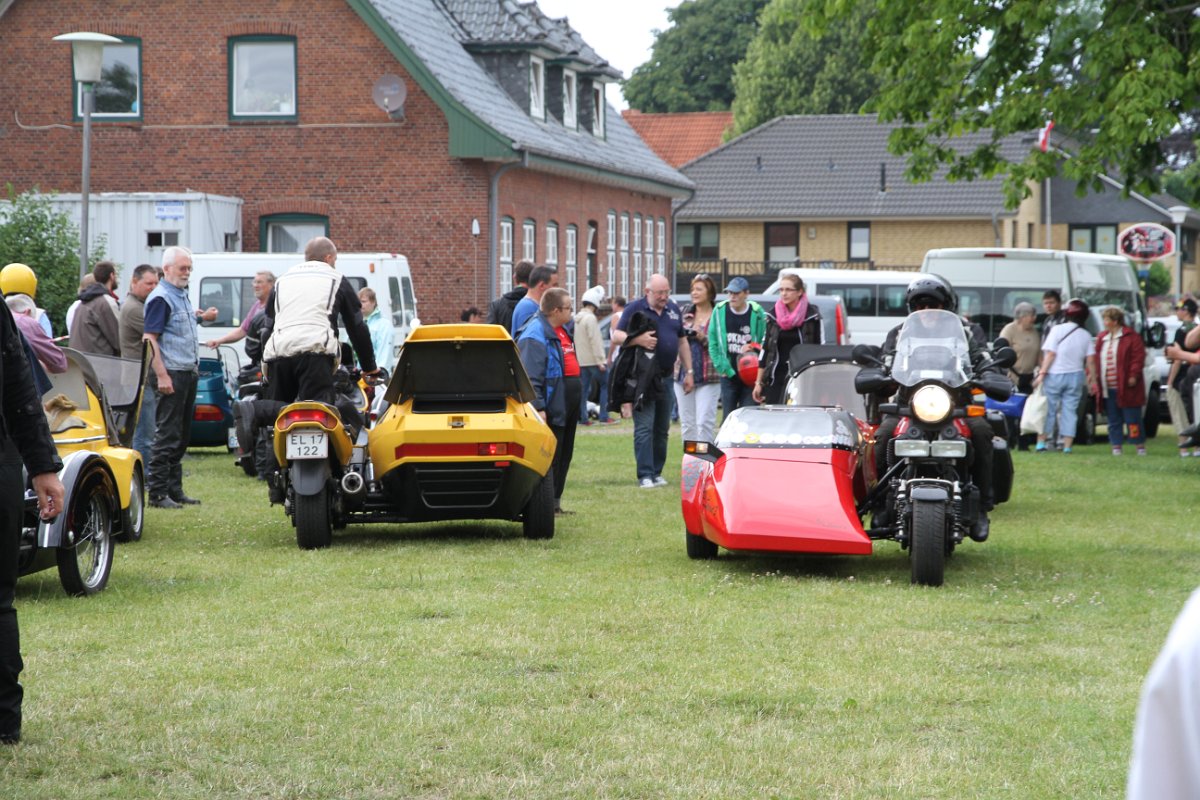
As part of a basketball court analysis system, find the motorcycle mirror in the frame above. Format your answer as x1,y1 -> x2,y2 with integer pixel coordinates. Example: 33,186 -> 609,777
993,336 -> 1011,350
990,346 -> 1018,371
852,343 -> 884,366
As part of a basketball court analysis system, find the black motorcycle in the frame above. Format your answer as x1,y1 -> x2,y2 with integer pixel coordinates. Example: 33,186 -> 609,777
854,310 -> 1016,586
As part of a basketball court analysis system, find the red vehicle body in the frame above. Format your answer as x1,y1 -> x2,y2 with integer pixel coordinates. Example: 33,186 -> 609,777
681,346 -> 879,559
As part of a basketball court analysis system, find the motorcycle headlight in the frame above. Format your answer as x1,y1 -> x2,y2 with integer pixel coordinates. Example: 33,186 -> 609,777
911,385 -> 953,424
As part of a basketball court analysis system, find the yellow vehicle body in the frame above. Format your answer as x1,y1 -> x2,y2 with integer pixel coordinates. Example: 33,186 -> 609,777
366,324 -> 556,530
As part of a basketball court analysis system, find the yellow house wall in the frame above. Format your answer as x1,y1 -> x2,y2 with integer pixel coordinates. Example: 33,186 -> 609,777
718,222 -> 763,262
871,220 -> 998,268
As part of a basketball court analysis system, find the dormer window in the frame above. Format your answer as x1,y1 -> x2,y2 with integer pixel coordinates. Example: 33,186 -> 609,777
530,56 -> 545,119
592,82 -> 606,138
563,69 -> 577,130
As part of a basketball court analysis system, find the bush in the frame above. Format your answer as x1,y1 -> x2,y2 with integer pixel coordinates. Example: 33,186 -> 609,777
0,186 -> 105,335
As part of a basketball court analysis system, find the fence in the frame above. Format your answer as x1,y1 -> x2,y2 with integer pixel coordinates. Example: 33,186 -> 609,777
672,259 -> 919,293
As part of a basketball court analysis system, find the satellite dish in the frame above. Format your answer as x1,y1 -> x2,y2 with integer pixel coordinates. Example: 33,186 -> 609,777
373,74 -> 407,120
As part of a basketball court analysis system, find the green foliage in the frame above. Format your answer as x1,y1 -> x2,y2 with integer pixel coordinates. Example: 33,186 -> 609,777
624,0 -> 769,113
1142,260 -> 1172,296
807,0 -> 1199,207
1164,145 -> 1200,205
0,187 -> 103,335
731,0 -> 879,136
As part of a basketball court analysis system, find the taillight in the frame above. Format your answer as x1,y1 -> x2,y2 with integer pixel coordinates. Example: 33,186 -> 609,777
279,408 -> 335,429
193,404 -> 224,421
836,303 -> 847,345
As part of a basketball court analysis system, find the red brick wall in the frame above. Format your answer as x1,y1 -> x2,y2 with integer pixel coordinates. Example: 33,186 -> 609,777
0,0 -> 676,323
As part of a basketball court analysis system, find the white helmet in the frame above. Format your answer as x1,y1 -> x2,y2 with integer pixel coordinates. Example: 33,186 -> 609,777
581,285 -> 605,308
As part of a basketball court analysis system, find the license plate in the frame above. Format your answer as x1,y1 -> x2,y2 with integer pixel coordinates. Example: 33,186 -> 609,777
227,427 -> 239,450
286,431 -> 328,460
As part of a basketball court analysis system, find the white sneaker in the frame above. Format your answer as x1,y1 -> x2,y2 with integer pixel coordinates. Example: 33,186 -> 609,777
653,476 -> 668,487
639,477 -> 656,489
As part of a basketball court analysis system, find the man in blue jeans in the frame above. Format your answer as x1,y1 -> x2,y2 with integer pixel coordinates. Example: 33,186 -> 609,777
613,274 -> 692,488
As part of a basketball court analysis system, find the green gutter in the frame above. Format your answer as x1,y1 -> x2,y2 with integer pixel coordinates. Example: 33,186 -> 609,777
345,0 -> 515,159
525,153 -> 692,199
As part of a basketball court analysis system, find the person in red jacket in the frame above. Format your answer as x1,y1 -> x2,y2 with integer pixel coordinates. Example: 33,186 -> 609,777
1095,306 -> 1147,456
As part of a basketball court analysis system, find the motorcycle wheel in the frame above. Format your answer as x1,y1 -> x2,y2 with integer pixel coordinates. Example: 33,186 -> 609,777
685,529 -> 718,559
910,498 -> 947,587
234,402 -> 258,476
522,469 -> 555,540
56,468 -> 115,596
295,486 -> 333,550
117,463 -> 145,543
1143,388 -> 1160,439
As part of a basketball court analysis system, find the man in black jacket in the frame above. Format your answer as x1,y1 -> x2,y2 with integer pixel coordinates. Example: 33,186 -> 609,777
486,260 -> 534,331
0,301 -> 65,745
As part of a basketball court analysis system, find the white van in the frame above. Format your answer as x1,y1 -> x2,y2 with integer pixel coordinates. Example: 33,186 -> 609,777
922,247 -> 1166,438
189,252 -> 417,366
762,268 -> 920,345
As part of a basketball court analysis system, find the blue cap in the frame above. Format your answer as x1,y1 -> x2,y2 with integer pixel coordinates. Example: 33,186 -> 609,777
724,276 -> 750,293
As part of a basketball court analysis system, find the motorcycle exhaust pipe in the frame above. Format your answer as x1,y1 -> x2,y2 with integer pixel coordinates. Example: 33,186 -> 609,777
341,471 -> 365,496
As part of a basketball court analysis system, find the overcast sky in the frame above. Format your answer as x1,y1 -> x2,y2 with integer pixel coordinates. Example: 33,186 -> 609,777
532,0 -> 674,110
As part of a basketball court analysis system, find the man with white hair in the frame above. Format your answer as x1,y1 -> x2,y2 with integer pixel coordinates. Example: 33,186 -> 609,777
142,246 -> 216,509
612,274 -> 692,488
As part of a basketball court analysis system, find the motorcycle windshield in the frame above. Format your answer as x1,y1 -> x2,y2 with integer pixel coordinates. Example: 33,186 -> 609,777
890,310 -> 971,389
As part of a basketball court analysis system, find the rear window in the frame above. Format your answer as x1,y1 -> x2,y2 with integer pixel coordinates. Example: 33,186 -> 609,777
198,277 -> 257,327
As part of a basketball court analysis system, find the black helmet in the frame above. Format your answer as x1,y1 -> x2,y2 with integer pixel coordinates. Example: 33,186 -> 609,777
906,274 -> 957,313
1064,297 -> 1090,324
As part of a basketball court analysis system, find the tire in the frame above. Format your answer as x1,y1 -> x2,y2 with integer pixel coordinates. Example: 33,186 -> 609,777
116,463 -> 145,543
1074,397 -> 1096,445
295,486 -> 333,550
686,529 -> 718,559
1144,386 -> 1160,439
910,498 -> 947,587
234,402 -> 258,476
56,469 -> 115,596
522,469 -> 555,540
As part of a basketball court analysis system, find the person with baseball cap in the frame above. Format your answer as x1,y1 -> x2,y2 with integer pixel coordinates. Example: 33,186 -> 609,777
707,276 -> 766,419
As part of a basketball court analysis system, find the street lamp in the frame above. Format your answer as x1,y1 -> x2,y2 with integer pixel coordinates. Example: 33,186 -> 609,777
54,31 -> 121,282
1169,205 -> 1190,296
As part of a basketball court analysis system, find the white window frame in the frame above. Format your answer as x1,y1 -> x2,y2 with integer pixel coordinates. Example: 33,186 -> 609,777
620,213 -> 630,298
76,38 -> 141,119
523,219 -> 536,263
562,69 -> 577,130
848,222 -> 871,261
566,225 -> 578,303
633,214 -> 643,290
530,56 -> 545,119
606,212 -> 617,300
546,222 -> 559,265
656,218 -> 666,272
644,217 -> 654,274
500,218 -> 514,292
592,82 -> 606,138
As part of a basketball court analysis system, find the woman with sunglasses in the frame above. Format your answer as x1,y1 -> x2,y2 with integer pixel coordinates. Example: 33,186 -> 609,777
752,273 -> 822,404
675,274 -> 720,442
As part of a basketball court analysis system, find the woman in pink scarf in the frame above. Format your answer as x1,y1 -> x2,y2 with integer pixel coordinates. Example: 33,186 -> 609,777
752,273 -> 823,404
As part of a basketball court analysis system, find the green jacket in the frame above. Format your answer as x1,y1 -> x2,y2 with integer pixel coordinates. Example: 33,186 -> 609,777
707,300 -> 767,378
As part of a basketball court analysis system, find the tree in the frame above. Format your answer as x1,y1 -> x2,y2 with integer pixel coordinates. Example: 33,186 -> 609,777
1142,260 -> 1172,297
0,187 -> 102,333
806,0 -> 1199,207
624,0 -> 769,113
1164,144 -> 1200,205
731,0 -> 879,136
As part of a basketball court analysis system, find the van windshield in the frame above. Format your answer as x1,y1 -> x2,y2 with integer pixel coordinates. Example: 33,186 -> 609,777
1069,259 -> 1139,309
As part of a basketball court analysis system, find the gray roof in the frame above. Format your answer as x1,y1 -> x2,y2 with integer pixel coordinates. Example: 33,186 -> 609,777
678,115 -> 1033,220
364,0 -> 689,194
441,0 -> 620,78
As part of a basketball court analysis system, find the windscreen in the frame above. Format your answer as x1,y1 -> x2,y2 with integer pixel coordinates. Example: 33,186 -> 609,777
784,363 -> 867,419
715,406 -> 859,450
890,310 -> 971,389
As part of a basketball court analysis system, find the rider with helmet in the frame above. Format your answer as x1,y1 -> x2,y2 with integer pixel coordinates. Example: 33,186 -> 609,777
873,274 -> 1005,541
1032,297 -> 1097,453
0,263 -> 52,337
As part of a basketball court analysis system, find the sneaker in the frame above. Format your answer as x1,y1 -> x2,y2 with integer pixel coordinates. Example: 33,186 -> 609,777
1180,448 -> 1191,458
149,495 -> 182,510
600,418 -> 619,425
1112,446 -> 1122,456
1062,447 -> 1072,454
639,477 -> 656,489
170,494 -> 201,505
580,420 -> 594,427
1193,449 -> 1200,458
1035,443 -> 1047,452
653,476 -> 668,487
1137,447 -> 1147,456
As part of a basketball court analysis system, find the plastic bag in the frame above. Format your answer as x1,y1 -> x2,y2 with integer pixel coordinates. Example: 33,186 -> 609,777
1019,385 -> 1048,435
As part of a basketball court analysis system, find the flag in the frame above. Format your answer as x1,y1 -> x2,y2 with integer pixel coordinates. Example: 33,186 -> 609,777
1038,120 -> 1055,152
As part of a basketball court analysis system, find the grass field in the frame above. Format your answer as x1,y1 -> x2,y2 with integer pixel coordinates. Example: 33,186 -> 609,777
4,421 -> 1198,799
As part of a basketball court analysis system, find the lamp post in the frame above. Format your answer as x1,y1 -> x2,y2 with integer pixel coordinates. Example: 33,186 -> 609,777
54,32 -> 121,282
1169,205 -> 1190,297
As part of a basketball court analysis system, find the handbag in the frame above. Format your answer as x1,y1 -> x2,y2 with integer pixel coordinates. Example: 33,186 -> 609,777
1019,385 -> 1048,435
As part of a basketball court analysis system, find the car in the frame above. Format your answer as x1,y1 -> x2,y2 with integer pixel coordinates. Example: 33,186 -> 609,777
21,348 -> 148,595
681,345 -> 879,560
189,354 -> 236,448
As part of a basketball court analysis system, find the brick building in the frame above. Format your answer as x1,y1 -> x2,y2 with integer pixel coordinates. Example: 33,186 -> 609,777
675,115 -> 1199,293
0,0 -> 691,322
